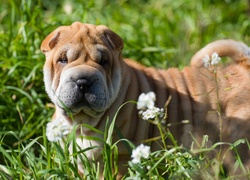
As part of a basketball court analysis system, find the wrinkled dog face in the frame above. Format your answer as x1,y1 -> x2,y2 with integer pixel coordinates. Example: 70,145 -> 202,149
41,22 -> 124,117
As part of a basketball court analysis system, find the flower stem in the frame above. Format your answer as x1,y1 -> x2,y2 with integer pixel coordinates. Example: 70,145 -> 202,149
214,68 -> 223,147
157,120 -> 167,150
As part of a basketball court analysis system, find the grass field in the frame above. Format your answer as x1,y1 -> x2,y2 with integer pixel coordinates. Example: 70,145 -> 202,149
1,0 -> 250,179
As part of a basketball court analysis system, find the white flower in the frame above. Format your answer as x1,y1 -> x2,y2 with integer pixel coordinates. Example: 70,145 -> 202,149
46,118 -> 72,142
202,52 -> 221,68
202,54 -> 210,68
142,109 -> 156,120
131,144 -> 151,164
211,52 -> 221,65
137,92 -> 156,110
141,107 -> 164,121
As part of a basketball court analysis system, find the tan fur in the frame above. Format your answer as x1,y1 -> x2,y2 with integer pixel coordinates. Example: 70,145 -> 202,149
41,22 -> 250,177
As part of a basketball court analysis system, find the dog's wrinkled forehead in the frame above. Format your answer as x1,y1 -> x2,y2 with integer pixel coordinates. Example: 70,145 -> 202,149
41,22 -> 123,54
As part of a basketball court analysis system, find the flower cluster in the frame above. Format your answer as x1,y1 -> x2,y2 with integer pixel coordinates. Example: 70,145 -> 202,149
46,118 -> 72,142
131,144 -> 151,164
202,52 -> 221,68
137,91 -> 165,122
141,107 -> 165,121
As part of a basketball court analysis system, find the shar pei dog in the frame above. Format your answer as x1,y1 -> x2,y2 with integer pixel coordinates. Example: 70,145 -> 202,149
41,22 -> 250,176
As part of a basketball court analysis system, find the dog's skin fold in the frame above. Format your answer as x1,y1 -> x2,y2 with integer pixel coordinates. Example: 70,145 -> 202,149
41,22 -> 250,177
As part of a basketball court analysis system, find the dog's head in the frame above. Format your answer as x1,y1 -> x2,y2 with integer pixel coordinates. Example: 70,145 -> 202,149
41,22 -> 124,118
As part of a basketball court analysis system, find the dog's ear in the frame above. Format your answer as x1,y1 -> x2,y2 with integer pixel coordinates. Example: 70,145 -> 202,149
98,25 -> 124,51
41,30 -> 60,53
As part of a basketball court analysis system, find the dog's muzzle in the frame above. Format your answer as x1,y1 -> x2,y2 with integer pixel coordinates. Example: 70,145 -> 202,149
55,70 -> 108,115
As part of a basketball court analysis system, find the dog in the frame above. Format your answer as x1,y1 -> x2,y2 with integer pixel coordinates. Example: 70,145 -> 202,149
41,22 -> 250,177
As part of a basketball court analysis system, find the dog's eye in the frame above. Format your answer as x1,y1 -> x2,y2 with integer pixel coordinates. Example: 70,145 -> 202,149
58,57 -> 68,64
100,57 -> 108,66
99,54 -> 108,66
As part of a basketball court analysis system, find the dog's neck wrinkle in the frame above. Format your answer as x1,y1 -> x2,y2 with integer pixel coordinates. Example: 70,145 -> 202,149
104,61 -> 152,143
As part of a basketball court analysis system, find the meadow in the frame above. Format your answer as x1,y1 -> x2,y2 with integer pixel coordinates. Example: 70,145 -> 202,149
1,0 -> 250,179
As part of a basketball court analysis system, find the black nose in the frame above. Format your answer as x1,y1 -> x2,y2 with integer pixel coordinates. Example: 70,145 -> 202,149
76,79 -> 89,92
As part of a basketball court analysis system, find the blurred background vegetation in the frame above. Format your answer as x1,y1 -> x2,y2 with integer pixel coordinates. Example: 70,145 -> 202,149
0,0 -> 250,166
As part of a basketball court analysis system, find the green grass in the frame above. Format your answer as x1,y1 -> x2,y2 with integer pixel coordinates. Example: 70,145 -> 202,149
1,0 -> 250,179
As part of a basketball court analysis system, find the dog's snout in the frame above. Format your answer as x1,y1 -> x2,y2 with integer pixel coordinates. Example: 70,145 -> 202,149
76,79 -> 89,91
